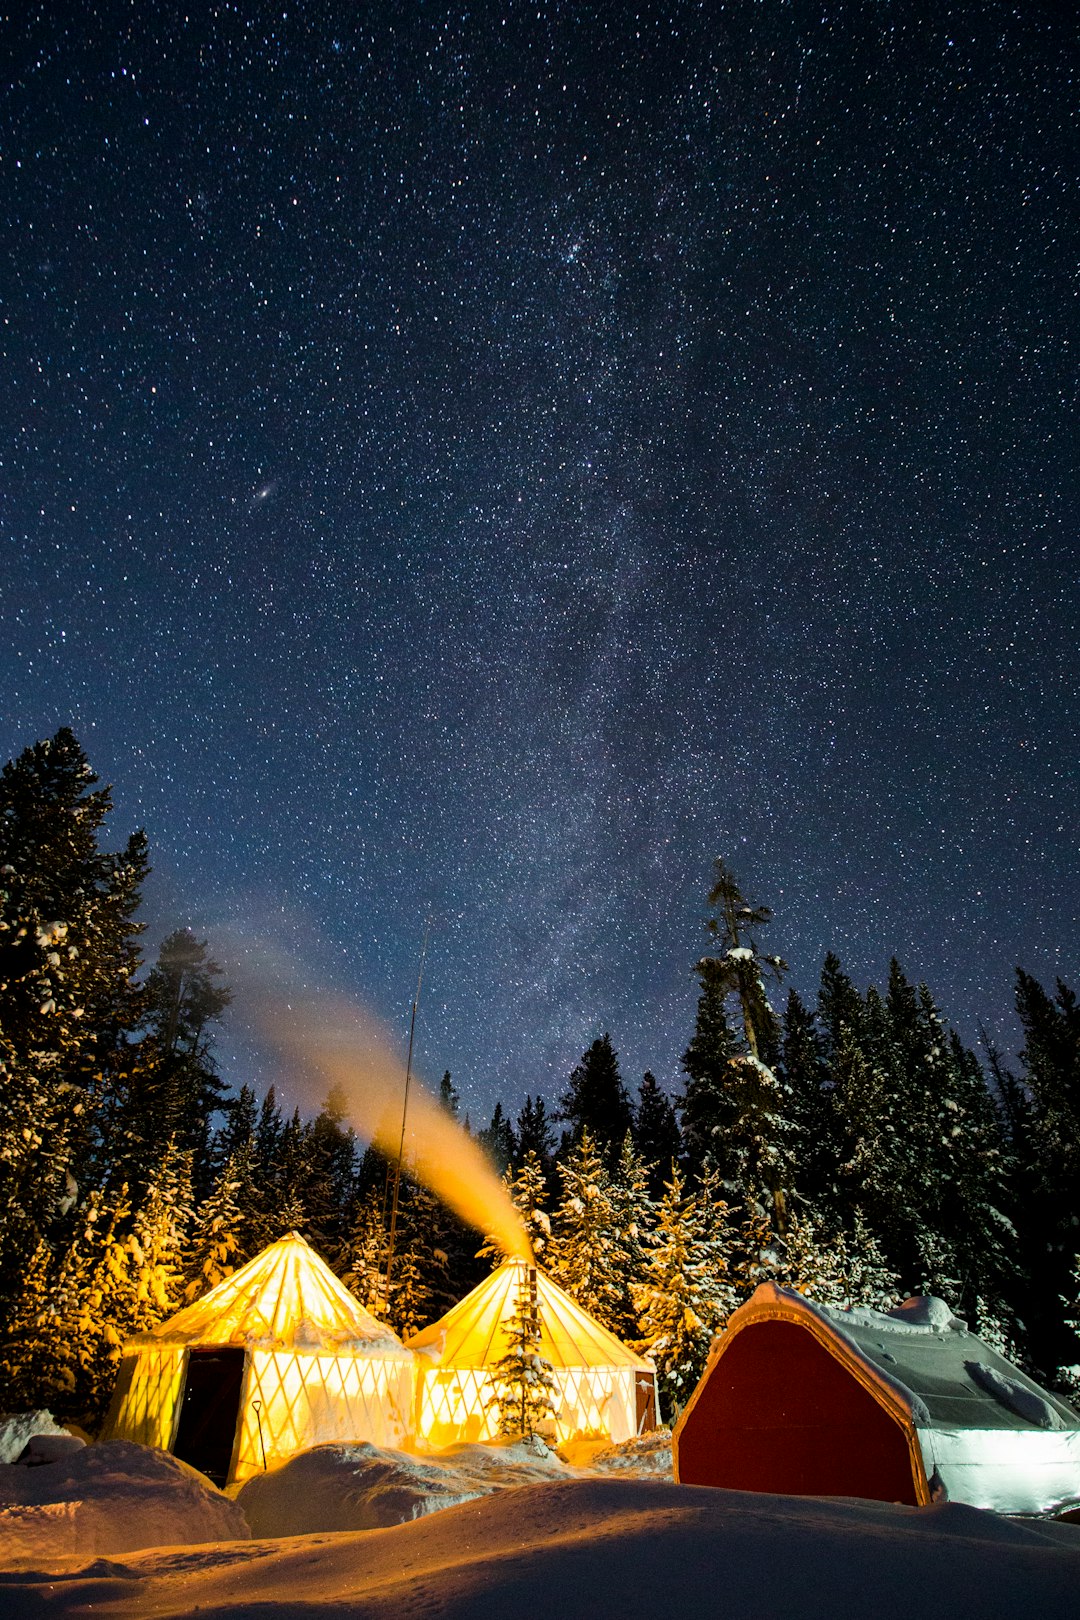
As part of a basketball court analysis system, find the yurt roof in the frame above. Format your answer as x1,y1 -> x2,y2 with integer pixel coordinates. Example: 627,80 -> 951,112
141,1231 -> 411,1356
406,1258 -> 653,1372
730,1283 -> 1080,1436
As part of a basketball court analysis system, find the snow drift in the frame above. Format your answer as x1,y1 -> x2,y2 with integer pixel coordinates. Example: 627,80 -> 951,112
236,1435 -> 570,1536
0,1440 -> 248,1569
4,1477 -> 1080,1619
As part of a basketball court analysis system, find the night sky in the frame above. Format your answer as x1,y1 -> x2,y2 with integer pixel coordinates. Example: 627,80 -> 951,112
2,2 -> 1076,1121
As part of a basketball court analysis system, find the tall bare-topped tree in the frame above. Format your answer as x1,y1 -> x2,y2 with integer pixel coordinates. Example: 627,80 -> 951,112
701,858 -> 788,1064
682,860 -> 793,1230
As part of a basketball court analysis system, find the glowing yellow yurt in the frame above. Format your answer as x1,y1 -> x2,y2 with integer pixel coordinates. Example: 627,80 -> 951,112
103,1231 -> 414,1487
407,1258 -> 658,1448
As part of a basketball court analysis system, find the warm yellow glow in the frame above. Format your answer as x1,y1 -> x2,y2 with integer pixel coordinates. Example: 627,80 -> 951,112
255,990 -> 532,1262
103,1234 -> 416,1485
148,1231 -> 405,1351
408,1259 -> 656,1448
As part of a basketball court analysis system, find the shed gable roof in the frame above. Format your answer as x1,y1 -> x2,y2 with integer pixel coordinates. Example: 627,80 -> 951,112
729,1284 -> 1080,1435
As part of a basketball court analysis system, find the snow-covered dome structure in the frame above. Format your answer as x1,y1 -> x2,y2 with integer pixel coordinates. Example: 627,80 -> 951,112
102,1232 -> 414,1487
673,1282 -> 1080,1516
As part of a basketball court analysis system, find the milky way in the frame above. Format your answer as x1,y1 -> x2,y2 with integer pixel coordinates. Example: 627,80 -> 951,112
1,3 -> 1076,1117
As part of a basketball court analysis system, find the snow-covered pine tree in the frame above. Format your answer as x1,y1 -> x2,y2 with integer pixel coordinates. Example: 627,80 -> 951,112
0,1233 -> 61,1409
388,1241 -> 429,1340
137,930 -> 232,1196
295,1086 -> 360,1259
546,1129 -> 627,1331
124,1138 -> 193,1332
32,1186 -> 123,1416
386,1180 -> 447,1339
339,1186 -> 391,1321
271,1188 -> 307,1242
679,972 -> 740,1175
606,1133 -> 654,1341
826,981 -> 926,1278
556,1034 -> 634,1165
0,730 -> 148,1338
1014,970 -> 1080,1376
33,1161 -> 189,1424
1057,1254 -> 1080,1400
484,1267 -> 558,1439
480,1149 -> 552,1267
779,988 -> 842,1214
769,1201 -> 901,1312
633,1072 -> 681,1198
816,952 -> 866,1061
183,1149 -> 245,1301
632,1164 -> 736,1422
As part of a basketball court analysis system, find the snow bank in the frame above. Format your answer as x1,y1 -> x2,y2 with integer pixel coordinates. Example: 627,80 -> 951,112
0,1411 -> 72,1465
5,1478 -> 1080,1619
584,1428 -> 674,1478
236,1435 -> 569,1537
0,1440 -> 248,1569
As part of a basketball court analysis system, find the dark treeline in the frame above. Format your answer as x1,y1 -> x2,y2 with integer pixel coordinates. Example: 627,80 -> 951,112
1,731 -> 1077,1426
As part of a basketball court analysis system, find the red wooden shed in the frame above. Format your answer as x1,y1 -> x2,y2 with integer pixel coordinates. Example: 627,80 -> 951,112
673,1283 -> 1080,1516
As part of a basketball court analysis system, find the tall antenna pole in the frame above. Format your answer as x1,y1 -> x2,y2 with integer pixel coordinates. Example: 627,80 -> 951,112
384,920 -> 431,1301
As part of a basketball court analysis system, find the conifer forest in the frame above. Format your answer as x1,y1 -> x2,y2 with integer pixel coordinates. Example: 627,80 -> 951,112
2,729 -> 1078,1427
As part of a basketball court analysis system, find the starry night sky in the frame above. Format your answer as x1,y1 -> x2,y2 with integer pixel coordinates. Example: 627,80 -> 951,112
2,2 -> 1076,1120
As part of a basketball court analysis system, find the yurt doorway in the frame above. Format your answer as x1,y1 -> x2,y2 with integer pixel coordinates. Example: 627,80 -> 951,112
172,1348 -> 245,1487
635,1371 -> 657,1432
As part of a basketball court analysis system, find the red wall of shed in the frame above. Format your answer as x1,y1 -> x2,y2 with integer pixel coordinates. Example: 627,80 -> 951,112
676,1320 -> 919,1504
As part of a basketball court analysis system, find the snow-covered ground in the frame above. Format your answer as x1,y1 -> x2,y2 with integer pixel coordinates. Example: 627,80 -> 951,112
0,1438 -> 248,1566
2,1421 -> 1080,1617
237,1434 -> 571,1536
5,1475 -> 1080,1618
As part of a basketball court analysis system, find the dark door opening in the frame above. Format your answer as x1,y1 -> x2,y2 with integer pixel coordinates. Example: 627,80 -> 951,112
635,1371 -> 658,1433
172,1348 -> 245,1488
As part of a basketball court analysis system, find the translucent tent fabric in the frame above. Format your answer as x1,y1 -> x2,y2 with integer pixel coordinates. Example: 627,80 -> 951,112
104,1233 -> 414,1485
145,1229 -> 405,1352
407,1259 -> 657,1449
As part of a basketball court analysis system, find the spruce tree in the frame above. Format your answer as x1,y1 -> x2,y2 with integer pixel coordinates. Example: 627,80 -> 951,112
485,1268 -> 558,1439
491,1150 -> 552,1266
770,1202 -> 901,1311
681,861 -> 793,1226
1013,970 -> 1080,1374
296,1086 -> 360,1258
556,1034 -> 633,1164
632,1164 -> 736,1421
477,1102 -> 516,1175
138,930 -> 232,1195
183,1150 -> 245,1301
779,988 -> 841,1212
438,1071 -> 460,1117
606,1134 -> 654,1340
0,730 -> 148,1332
339,1186 -> 391,1321
514,1094 -> 557,1185
546,1129 -> 626,1330
679,974 -> 740,1176
633,1072 -> 681,1198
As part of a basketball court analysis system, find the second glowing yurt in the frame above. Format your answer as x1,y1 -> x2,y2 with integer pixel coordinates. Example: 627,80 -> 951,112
407,1258 -> 658,1448
103,1231 -> 414,1487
